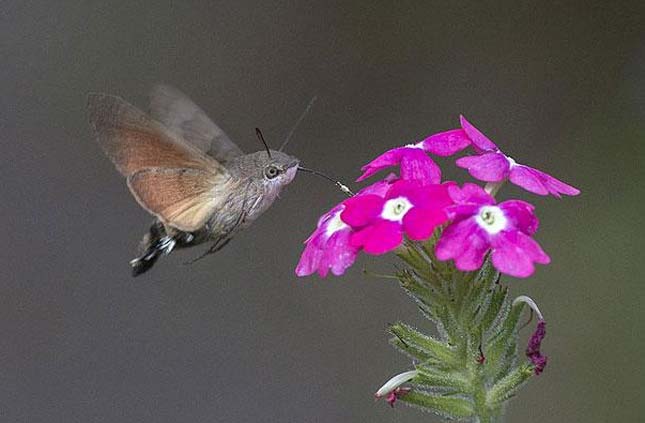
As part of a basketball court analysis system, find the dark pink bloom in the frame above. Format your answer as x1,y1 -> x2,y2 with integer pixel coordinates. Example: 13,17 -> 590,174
456,116 -> 580,198
341,181 -> 453,255
526,320 -> 548,375
435,183 -> 550,277
295,179 -> 393,277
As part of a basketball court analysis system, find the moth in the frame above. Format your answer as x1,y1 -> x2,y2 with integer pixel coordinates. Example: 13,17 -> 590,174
88,85 -> 308,276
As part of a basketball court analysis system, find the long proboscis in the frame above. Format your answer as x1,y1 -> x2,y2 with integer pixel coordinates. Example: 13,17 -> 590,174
297,166 -> 354,197
279,96 -> 318,152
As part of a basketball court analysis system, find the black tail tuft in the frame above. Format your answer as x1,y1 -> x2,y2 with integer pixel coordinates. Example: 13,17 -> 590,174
130,251 -> 161,277
130,221 -> 167,277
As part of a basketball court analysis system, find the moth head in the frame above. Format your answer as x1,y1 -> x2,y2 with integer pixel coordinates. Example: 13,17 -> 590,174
262,150 -> 300,185
248,128 -> 298,185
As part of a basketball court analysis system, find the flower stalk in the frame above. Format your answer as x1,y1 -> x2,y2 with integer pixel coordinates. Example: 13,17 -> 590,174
380,235 -> 543,421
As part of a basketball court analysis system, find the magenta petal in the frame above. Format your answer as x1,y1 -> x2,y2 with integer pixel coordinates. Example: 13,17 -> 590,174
357,177 -> 396,197
508,165 -> 549,196
406,183 -> 453,210
350,221 -> 403,255
399,149 -> 441,184
421,129 -> 471,156
357,147 -> 417,182
520,166 -> 581,197
324,230 -> 359,276
385,179 -> 422,199
459,115 -> 499,152
446,204 -> 480,220
490,231 -> 550,278
341,195 -> 384,227
448,183 -> 495,206
296,229 -> 358,278
296,205 -> 358,278
295,235 -> 326,277
314,204 -> 344,233
297,207 -> 342,277
499,200 -> 539,235
385,181 -> 452,212
403,208 -> 447,241
456,152 -> 510,182
435,218 -> 490,271
356,148 -> 404,182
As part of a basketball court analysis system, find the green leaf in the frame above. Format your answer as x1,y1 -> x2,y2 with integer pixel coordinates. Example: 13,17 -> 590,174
478,285 -> 508,334
486,363 -> 534,407
484,301 -> 526,380
397,269 -> 443,306
492,340 -> 518,383
414,367 -> 470,392
390,337 -> 433,363
400,391 -> 475,419
389,323 -> 459,368
459,278 -> 486,326
433,303 -> 462,345
454,261 -> 498,328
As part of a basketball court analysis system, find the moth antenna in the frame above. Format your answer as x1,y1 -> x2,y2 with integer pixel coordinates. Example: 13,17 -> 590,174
255,128 -> 271,158
297,166 -> 354,197
279,95 -> 317,152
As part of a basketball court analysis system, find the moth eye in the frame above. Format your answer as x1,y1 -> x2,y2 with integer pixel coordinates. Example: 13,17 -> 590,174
265,165 -> 280,179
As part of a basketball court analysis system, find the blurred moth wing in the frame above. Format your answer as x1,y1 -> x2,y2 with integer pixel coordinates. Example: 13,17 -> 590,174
127,167 -> 232,232
148,84 -> 243,162
87,93 -> 233,232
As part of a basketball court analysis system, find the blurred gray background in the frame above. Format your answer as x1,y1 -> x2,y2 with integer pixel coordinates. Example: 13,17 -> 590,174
2,1 -> 644,422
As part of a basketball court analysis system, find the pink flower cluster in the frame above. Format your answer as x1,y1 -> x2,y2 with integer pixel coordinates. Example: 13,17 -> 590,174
296,116 -> 579,279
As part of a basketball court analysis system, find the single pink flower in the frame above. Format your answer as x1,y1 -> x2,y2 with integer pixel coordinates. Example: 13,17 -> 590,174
295,179 -> 394,277
456,116 -> 580,198
356,129 -> 471,184
435,183 -> 550,277
341,180 -> 453,255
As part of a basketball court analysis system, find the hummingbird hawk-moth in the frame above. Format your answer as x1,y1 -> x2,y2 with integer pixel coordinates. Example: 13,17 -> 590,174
87,85 -> 303,276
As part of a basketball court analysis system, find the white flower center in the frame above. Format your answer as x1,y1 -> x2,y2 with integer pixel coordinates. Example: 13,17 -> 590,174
381,197 -> 413,222
475,205 -> 507,235
506,156 -> 517,168
325,211 -> 348,237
